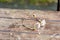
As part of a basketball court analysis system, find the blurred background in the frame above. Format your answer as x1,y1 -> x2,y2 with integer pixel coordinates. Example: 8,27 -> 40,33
0,0 -> 58,10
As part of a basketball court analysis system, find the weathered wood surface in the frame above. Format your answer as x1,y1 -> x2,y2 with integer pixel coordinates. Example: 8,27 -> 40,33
0,8 -> 60,28
0,8 -> 60,40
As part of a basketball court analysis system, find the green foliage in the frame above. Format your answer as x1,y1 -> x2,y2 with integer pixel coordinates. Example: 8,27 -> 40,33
0,0 -> 13,3
0,0 -> 57,5
29,0 -> 40,5
20,0 -> 25,4
29,0 -> 35,4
